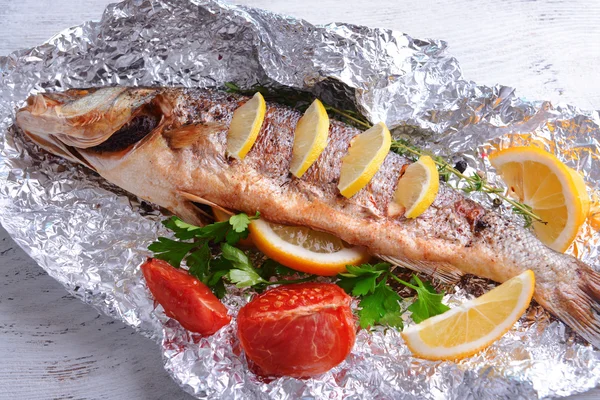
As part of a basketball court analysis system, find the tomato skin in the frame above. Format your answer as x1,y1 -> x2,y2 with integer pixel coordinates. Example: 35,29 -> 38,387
141,258 -> 231,336
237,283 -> 356,378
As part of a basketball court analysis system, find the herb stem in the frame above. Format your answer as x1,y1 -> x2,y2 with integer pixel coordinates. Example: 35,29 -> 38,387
390,141 -> 545,224
325,106 -> 372,129
265,275 -> 317,286
389,273 -> 419,291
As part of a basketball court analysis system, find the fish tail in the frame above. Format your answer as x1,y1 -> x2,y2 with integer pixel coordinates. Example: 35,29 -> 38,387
548,265 -> 600,348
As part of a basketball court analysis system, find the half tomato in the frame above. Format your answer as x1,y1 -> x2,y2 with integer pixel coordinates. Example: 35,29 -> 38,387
237,282 -> 356,378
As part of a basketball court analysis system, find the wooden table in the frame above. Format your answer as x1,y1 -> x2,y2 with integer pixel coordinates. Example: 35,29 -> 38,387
1,0 -> 598,399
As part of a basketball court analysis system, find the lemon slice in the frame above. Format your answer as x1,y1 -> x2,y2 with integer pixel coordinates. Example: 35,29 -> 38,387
290,99 -> 329,178
338,122 -> 392,198
489,146 -> 589,252
249,218 -> 370,276
393,155 -> 439,218
402,270 -> 535,361
227,92 -> 266,159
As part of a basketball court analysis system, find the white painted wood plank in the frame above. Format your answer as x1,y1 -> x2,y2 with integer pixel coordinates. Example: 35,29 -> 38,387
0,0 -> 599,399
0,226 -> 194,400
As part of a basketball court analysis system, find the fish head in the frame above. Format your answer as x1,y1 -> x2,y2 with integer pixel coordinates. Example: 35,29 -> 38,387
16,87 -> 171,167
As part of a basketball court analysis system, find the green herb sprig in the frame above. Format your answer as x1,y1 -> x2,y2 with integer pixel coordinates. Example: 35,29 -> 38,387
337,263 -> 450,329
390,140 -> 543,226
149,214 -> 315,297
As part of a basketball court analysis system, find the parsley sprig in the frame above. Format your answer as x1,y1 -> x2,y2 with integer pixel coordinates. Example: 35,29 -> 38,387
337,263 -> 450,329
148,214 -> 315,297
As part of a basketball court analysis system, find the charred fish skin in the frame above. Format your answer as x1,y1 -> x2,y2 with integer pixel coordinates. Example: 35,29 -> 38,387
15,87 -> 600,347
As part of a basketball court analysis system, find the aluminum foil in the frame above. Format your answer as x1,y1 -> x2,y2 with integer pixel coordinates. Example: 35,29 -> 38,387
0,0 -> 599,398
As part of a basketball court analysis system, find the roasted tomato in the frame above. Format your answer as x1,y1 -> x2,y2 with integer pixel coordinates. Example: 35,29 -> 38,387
237,282 -> 356,378
141,258 -> 231,336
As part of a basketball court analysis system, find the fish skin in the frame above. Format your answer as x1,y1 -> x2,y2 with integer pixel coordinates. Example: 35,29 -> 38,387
15,87 -> 600,347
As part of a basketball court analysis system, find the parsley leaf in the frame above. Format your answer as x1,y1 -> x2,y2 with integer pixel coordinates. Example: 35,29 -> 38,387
148,237 -> 197,268
196,221 -> 230,243
357,280 -> 403,329
225,212 -> 259,245
186,242 -> 211,281
260,259 -> 300,279
344,263 -> 390,276
220,242 -> 251,269
161,213 -> 259,245
353,275 -> 378,296
221,243 -> 266,288
163,217 -> 202,240
211,278 -> 227,299
337,263 -> 387,296
229,212 -> 259,233
337,263 -> 403,328
228,269 -> 265,288
406,275 -> 450,323
149,211 -> 314,297
337,262 -> 449,329
205,256 -> 234,298
224,228 -> 250,246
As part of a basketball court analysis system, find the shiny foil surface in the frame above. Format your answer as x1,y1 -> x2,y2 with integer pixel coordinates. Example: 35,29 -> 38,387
0,0 -> 599,398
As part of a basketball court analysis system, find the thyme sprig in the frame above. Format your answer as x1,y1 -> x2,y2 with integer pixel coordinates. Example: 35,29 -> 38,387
389,140 -> 544,225
223,82 -> 544,226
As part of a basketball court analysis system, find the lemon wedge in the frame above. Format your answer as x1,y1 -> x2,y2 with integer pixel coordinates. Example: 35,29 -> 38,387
227,92 -> 266,159
249,218 -> 370,276
489,146 -> 589,252
338,122 -> 391,198
402,270 -> 535,361
393,155 -> 439,218
290,99 -> 329,177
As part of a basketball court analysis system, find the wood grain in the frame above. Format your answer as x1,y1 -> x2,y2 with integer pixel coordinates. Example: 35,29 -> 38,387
0,229 -> 194,400
0,0 -> 599,399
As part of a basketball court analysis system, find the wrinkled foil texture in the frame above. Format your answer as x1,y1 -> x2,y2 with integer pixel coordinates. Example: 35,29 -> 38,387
0,0 -> 599,398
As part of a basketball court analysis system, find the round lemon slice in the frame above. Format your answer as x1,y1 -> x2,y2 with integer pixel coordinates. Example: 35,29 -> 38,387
249,218 -> 370,276
489,146 -> 589,252
393,155 -> 439,218
290,99 -> 329,178
338,122 -> 392,198
402,270 -> 535,361
227,92 -> 266,159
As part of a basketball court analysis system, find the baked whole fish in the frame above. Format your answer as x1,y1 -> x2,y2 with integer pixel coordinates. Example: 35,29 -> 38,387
15,87 -> 600,347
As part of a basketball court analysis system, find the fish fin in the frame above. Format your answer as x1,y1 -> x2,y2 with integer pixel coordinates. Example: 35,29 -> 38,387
177,190 -> 234,216
29,94 -> 48,115
163,123 -> 223,150
548,266 -> 600,348
377,254 -> 464,284
172,198 -> 213,226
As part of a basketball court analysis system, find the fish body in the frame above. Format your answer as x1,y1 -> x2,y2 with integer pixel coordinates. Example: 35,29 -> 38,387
16,87 -> 600,347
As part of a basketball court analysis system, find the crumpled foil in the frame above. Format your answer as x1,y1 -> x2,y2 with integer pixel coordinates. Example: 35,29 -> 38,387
0,0 -> 599,398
